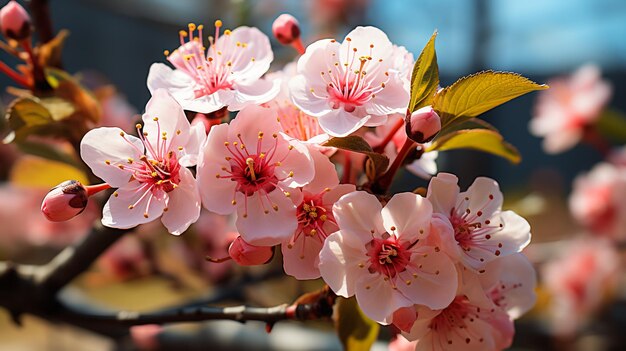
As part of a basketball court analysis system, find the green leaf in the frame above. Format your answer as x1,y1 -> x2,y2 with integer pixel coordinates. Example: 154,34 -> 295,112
324,135 -> 389,180
597,108 -> 626,143
437,117 -> 498,137
3,98 -> 53,143
16,140 -> 83,168
408,31 -> 439,113
335,297 -> 379,351
433,71 -> 548,127
428,128 -> 521,164
10,155 -> 90,188
40,97 -> 76,121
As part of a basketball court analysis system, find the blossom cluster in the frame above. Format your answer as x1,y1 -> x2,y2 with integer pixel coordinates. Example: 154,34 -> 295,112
36,16 -> 537,351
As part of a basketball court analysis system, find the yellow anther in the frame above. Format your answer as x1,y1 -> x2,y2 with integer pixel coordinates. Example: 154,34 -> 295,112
251,58 -> 255,62
151,172 -> 158,177
259,153 -> 266,159
143,213 -> 149,218
119,131 -> 125,136
176,130 -> 181,135
224,141 -> 230,146
127,158 -> 134,164
324,187 -> 331,192
135,123 -> 142,129
163,207 -> 169,212
224,29 -> 231,35
264,210 -> 269,214
188,23 -> 196,31
288,171 -> 294,177
163,50 -> 170,56
208,57 -> 214,62
179,30 -> 188,37
272,204 -> 279,211
198,25 -> 203,30
128,205 -> 134,209
275,161 -> 282,166
153,117 -> 159,121
310,229 -> 317,236
113,192 -> 119,197
288,145 -> 294,150
258,131 -> 264,138
243,213 -> 248,218
232,200 -> 237,205
214,19 -> 223,27
118,165 -> 124,170
246,158 -> 257,181
284,192 -> 291,197
225,156 -> 231,161
178,146 -> 183,151
272,133 -> 278,138
320,214 -> 328,221
105,160 -> 111,165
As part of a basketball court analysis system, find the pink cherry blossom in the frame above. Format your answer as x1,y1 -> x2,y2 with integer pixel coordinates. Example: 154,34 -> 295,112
388,334 -> 417,351
281,147 -> 355,279
364,114 -> 438,180
529,64 -> 612,154
542,238 -> 619,336
265,62 -> 330,145
289,26 -> 411,137
319,191 -> 457,323
426,173 -> 531,271
80,89 -> 203,235
148,21 -> 279,114
196,104 -> 314,246
400,295 -> 514,351
569,162 -> 626,239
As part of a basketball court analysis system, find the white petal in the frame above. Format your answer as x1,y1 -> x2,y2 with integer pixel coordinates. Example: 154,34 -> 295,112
289,74 -> 333,117
319,231 -> 368,297
102,181 -> 166,229
226,26 -> 273,81
142,89 -> 190,150
427,173 -> 459,215
381,192 -> 432,241
303,146 -> 340,194
281,232 -> 325,280
339,27 -> 393,64
317,108 -> 370,137
333,191 -> 385,245
161,167 -> 201,235
146,63 -> 196,102
179,122 -> 206,167
460,177 -> 503,218
275,137 -> 314,188
80,127 -> 144,187
229,78 -> 281,111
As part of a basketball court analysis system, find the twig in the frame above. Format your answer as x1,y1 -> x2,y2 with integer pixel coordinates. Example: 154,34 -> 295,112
28,0 -> 54,44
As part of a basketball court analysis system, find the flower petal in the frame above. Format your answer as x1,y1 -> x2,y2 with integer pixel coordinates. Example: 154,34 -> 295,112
235,189 -> 297,246
355,273 -> 413,323
142,89 -> 190,149
161,167 -> 201,235
281,231 -> 325,280
102,181 -> 166,229
427,173 -> 459,214
317,108 -> 370,137
333,191 -> 385,244
319,231 -> 368,297
80,127 -> 144,188
381,192 -> 432,241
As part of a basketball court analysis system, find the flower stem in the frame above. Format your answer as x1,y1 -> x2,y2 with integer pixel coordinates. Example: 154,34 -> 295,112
373,117 -> 404,153
85,183 -> 111,196
372,139 -> 416,194
291,38 -> 306,55
0,60 -> 30,87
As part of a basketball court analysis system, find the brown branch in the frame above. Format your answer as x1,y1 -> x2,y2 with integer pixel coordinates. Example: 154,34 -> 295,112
28,0 -> 54,44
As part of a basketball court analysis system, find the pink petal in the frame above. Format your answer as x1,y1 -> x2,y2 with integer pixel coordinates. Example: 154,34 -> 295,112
281,230 -> 325,280
486,253 -> 537,319
303,146 -> 339,194
339,27 -> 393,64
235,189 -> 297,246
317,108 -> 370,137
178,122 -> 206,167
365,75 -> 409,116
229,78 -> 281,111
161,167 -> 201,235
289,74 -> 333,117
355,273 -> 413,323
196,123 -> 238,215
275,137 -> 314,188
80,127 -> 144,188
459,177 -> 503,218
146,63 -> 196,103
227,26 -> 273,81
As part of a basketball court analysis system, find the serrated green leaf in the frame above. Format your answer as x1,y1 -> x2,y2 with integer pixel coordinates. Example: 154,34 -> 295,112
433,71 -> 548,127
324,135 -> 389,179
408,31 -> 439,113
3,98 -> 53,143
335,297 -> 379,351
428,128 -> 521,164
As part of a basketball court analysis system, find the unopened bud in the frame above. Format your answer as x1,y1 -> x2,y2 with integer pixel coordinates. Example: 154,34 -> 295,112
272,14 -> 301,45
228,235 -> 274,266
0,0 -> 31,41
41,180 -> 88,222
405,106 -> 441,143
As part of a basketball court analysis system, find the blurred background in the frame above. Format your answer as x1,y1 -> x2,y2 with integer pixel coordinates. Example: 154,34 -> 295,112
1,0 -> 626,350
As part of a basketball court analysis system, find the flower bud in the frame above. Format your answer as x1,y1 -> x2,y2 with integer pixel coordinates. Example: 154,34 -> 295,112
405,106 -> 441,143
272,14 -> 301,45
228,235 -> 274,266
41,180 -> 88,222
0,1 -> 31,41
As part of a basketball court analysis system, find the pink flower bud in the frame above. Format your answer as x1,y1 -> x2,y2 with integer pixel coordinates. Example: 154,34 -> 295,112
41,180 -> 88,222
272,14 -> 301,45
130,324 -> 162,350
0,1 -> 31,41
405,106 -> 441,143
228,235 -> 274,266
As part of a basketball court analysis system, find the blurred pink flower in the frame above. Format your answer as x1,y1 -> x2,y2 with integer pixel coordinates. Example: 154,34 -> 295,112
130,324 -> 162,350
80,90 -> 202,235
542,239 -> 619,336
570,162 -> 626,238
266,62 -> 330,146
289,26 -> 411,137
319,191 -> 457,323
148,21 -> 279,113
98,235 -> 151,281
529,64 -> 612,154
0,0 -> 31,41
0,185 -> 97,251
426,173 -> 531,271
196,104 -> 314,246
281,147 -> 355,279
388,334 -> 417,351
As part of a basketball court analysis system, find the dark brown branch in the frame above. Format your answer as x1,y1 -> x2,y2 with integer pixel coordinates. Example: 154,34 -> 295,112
35,225 -> 127,294
28,0 -> 54,44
